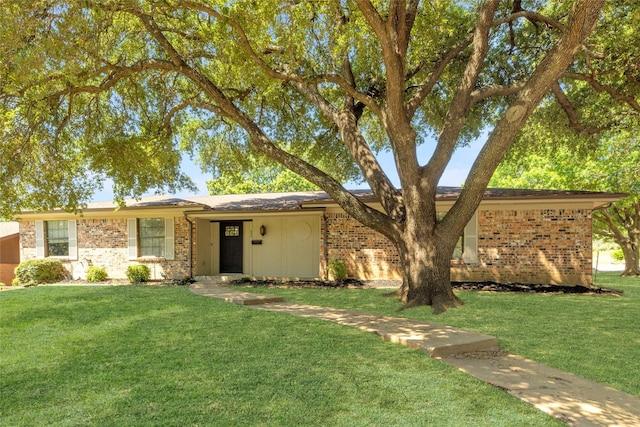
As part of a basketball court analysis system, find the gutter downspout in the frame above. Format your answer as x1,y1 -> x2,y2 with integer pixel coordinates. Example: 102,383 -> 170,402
184,212 -> 194,278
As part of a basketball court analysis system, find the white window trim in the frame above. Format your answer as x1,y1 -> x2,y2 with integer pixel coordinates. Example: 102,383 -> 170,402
127,218 -> 138,260
164,217 -> 175,260
462,212 -> 478,264
128,217 -> 175,261
67,220 -> 78,260
34,220 -> 77,260
35,221 -> 45,258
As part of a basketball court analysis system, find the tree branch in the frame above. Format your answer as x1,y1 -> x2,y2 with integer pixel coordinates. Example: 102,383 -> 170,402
564,72 -> 640,113
593,207 -> 629,243
406,32 -> 473,118
127,3 -> 396,238
493,10 -> 565,31
469,81 -> 526,105
551,81 -> 600,135
422,0 -> 499,184
293,82 -> 402,221
43,59 -> 176,101
449,0 -> 606,237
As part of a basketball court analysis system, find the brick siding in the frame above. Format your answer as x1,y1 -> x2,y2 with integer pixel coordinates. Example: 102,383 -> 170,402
20,218 -> 192,281
455,209 -> 593,285
322,208 -> 592,286
19,207 -> 593,286
324,212 -> 402,280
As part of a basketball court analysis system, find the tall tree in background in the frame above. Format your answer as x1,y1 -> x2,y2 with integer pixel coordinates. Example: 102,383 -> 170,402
0,1 -> 608,312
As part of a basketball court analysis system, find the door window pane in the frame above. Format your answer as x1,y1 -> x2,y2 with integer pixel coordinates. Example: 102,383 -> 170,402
224,225 -> 240,237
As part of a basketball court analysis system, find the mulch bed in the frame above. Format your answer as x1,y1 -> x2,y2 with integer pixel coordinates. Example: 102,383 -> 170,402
451,281 -> 623,295
231,278 -> 623,295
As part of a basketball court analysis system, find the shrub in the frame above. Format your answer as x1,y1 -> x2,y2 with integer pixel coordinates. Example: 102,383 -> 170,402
14,259 -> 68,286
127,265 -> 151,284
611,248 -> 624,262
328,259 -> 348,282
163,275 -> 196,286
86,266 -> 109,282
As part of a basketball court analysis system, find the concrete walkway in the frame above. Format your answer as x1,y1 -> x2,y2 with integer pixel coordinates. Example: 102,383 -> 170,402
190,281 -> 640,426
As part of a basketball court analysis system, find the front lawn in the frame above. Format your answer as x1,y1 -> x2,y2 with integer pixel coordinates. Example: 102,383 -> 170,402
0,286 -> 560,426
235,272 -> 640,397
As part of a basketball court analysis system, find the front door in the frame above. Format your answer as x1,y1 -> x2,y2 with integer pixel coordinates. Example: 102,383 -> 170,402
220,221 -> 243,273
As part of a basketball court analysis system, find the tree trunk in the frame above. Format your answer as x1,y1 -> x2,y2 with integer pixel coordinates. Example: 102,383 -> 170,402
620,241 -> 640,277
396,231 -> 463,314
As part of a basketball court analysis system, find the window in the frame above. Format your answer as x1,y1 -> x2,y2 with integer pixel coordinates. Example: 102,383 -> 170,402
34,220 -> 77,259
46,220 -> 69,256
224,225 -> 240,237
127,217 -> 175,260
139,218 -> 166,257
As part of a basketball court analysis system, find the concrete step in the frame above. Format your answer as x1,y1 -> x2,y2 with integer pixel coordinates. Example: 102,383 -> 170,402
194,275 -> 245,283
190,282 -> 284,306
253,302 -> 500,358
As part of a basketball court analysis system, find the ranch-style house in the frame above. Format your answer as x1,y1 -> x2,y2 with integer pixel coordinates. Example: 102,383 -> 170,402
17,188 -> 625,286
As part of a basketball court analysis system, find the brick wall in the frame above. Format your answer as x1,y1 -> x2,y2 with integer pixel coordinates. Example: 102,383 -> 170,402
19,217 -> 192,281
453,208 -> 593,286
19,206 -> 593,286
324,212 -> 402,280
323,208 -> 593,286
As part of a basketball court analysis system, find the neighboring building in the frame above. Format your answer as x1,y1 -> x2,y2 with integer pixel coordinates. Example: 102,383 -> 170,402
0,222 -> 20,285
17,188 -> 625,286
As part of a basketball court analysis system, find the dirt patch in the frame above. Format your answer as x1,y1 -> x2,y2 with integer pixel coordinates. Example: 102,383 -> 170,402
232,278 -> 623,295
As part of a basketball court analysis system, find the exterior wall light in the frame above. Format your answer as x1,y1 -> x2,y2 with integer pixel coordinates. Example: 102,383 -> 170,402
259,225 -> 266,236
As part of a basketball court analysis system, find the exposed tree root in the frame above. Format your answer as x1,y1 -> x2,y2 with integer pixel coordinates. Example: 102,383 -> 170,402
381,288 -> 401,297
398,292 -> 464,314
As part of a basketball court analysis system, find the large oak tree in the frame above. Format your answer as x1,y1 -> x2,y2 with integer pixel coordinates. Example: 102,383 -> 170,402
0,1 -> 607,312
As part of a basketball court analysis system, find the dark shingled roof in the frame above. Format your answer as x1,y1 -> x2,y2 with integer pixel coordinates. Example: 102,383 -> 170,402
78,187 -> 626,213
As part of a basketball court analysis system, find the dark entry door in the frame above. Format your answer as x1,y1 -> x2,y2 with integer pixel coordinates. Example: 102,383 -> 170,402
220,221 -> 243,273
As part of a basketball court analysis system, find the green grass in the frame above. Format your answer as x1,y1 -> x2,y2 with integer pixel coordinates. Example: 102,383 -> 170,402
0,286 -> 561,426
235,272 -> 640,398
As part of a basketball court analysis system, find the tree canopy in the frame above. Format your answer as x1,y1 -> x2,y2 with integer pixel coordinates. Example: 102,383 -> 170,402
0,1 -> 621,311
206,156 -> 320,195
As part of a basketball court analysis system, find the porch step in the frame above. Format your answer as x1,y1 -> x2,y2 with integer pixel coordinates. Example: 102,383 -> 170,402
194,275 -> 246,283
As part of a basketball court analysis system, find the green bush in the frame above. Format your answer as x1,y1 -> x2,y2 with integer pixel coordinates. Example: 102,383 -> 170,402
14,259 -> 68,286
328,259 -> 348,282
86,266 -> 108,282
611,248 -> 624,261
127,265 -> 151,284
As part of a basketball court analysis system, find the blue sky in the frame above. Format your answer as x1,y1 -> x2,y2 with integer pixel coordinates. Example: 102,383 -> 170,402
90,137 -> 486,202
